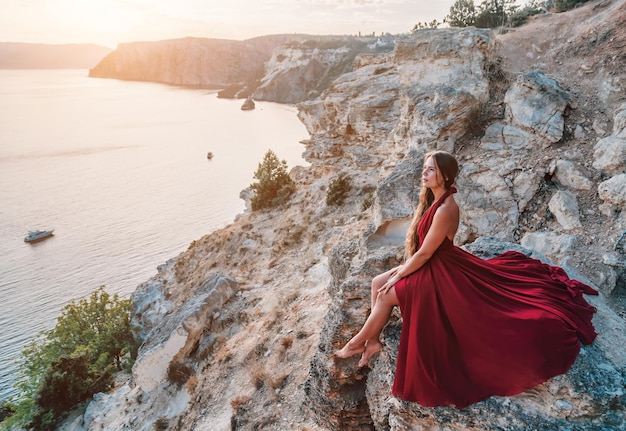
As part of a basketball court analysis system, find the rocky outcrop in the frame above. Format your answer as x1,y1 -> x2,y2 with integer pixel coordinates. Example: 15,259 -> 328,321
71,272 -> 239,430
594,103 -> 626,176
253,37 -> 384,104
88,36 -> 291,89
88,35 -> 385,103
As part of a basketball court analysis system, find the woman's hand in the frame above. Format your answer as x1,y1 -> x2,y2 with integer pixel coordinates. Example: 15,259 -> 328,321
378,268 -> 403,295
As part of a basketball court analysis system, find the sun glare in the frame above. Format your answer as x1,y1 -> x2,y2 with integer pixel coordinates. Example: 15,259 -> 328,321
49,0 -> 140,44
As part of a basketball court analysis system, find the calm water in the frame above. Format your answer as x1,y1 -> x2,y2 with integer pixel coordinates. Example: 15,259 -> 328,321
0,69 -> 308,400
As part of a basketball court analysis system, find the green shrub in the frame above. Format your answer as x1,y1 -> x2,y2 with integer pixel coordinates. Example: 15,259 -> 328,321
445,0 -> 477,27
474,0 -> 517,28
326,174 -> 352,206
3,287 -> 137,430
411,20 -> 442,31
554,0 -> 590,12
249,150 -> 296,211
509,0 -> 548,27
31,352 -> 112,430
0,401 -> 15,423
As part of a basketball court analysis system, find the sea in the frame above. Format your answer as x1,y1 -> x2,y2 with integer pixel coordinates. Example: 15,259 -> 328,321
0,69 -> 309,401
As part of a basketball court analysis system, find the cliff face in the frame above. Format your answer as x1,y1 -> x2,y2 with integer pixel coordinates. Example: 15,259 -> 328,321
87,35 -> 387,103
64,2 -> 626,431
253,37 -> 390,103
88,36 -> 278,88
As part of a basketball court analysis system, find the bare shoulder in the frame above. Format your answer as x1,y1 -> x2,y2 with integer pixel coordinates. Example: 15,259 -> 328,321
435,195 -> 460,238
437,195 -> 459,218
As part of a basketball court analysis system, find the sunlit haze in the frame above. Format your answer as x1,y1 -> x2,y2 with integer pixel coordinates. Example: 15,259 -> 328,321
1,0 -> 463,48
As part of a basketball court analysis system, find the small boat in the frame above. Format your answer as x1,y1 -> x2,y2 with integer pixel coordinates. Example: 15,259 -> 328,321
24,229 -> 54,243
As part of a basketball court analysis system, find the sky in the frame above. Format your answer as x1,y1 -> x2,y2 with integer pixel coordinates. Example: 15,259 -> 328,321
1,0 -> 464,49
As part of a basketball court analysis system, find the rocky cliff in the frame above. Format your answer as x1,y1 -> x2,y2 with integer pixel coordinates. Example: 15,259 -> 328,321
64,1 -> 625,430
88,36 -> 283,89
87,35 -> 388,103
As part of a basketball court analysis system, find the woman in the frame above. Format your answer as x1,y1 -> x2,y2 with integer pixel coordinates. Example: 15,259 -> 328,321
336,150 -> 598,409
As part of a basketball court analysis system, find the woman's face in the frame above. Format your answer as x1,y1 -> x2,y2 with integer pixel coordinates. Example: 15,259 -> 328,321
422,156 -> 444,189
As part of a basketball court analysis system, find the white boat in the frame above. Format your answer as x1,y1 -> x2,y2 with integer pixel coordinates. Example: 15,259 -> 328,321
24,229 -> 54,243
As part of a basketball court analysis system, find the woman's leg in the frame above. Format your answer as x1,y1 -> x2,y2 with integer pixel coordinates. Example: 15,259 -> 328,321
371,267 -> 398,309
337,286 -> 399,367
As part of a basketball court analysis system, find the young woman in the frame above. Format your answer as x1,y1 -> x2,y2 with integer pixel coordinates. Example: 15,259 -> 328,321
336,150 -> 598,409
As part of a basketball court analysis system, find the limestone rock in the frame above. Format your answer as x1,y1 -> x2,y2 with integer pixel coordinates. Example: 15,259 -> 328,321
305,248 -> 403,430
297,64 -> 402,148
548,190 -> 583,230
254,38 -> 376,103
455,161 -> 527,242
393,28 -> 494,100
504,70 -> 569,148
298,27 -> 495,158
552,159 -> 593,190
371,150 -> 421,237
520,231 -> 579,267
598,174 -> 626,207
481,122 -> 539,151
593,135 -> 626,175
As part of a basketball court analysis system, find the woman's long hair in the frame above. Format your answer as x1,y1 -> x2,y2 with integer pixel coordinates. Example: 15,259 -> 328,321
404,150 -> 458,258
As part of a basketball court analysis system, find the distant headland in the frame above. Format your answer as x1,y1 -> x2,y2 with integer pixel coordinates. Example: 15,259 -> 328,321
0,42 -> 112,69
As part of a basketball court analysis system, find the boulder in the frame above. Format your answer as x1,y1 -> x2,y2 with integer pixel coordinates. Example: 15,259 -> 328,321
503,70 -> 569,148
520,231 -> 579,267
548,190 -> 583,230
593,135 -> 626,175
598,174 -> 626,207
552,159 -> 593,191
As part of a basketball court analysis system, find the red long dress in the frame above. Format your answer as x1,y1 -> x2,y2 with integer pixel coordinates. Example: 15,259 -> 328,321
392,187 -> 598,408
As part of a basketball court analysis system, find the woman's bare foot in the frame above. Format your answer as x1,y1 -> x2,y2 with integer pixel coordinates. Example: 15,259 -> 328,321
358,340 -> 382,367
335,341 -> 365,359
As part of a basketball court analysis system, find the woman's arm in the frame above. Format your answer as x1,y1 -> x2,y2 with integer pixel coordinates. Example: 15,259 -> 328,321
378,200 -> 457,294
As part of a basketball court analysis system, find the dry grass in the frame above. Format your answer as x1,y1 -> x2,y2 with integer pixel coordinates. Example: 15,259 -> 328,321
271,373 -> 289,390
278,335 -> 294,360
247,363 -> 289,391
153,417 -> 169,431
214,345 -> 233,364
280,336 -> 294,350
248,363 -> 270,389
186,376 -> 198,393
166,360 -> 193,387
230,395 -> 251,411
